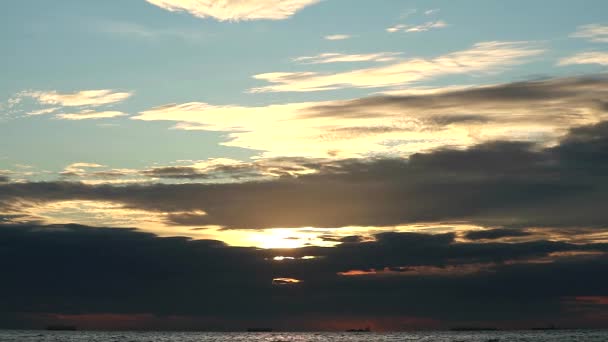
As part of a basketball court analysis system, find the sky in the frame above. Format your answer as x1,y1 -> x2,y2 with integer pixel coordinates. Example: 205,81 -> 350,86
1,0 -> 608,331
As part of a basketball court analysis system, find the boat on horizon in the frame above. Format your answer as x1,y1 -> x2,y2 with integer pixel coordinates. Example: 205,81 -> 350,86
450,327 -> 498,331
346,327 -> 371,332
532,324 -> 559,330
45,325 -> 77,331
246,328 -> 273,332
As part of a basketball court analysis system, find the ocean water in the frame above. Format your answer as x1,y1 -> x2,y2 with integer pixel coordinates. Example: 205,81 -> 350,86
0,330 -> 606,342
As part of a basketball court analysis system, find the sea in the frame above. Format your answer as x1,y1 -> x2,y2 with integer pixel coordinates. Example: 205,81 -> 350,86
0,330 -> 606,342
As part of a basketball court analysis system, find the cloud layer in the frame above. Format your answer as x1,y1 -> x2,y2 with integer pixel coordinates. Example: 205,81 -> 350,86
3,117 -> 608,231
0,223 -> 606,330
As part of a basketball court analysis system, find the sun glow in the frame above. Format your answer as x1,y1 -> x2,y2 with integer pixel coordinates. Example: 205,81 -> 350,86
272,277 -> 302,285
248,228 -> 334,249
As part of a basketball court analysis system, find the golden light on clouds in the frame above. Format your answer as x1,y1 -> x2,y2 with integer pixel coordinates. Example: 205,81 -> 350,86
145,0 -> 320,21
134,76 -> 607,160
250,41 -> 544,93
272,277 -> 302,285
4,200 -> 211,239
21,89 -> 132,107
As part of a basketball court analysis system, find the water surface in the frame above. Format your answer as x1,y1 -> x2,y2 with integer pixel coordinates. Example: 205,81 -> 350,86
1,330 -> 607,341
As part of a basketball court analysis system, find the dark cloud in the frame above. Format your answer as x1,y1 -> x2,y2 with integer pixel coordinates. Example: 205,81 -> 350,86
1,223 -> 607,330
0,175 -> 9,183
141,166 -> 212,180
57,158 -> 328,182
305,76 -> 608,127
465,228 -> 533,240
320,235 -> 366,243
2,120 -> 608,230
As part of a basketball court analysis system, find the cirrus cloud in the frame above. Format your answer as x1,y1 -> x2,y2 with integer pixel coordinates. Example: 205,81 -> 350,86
145,0 -> 321,21
324,34 -> 351,41
571,24 -> 608,43
559,51 -> 608,66
20,89 -> 132,107
56,110 -> 127,120
387,20 -> 447,33
293,52 -> 402,64
249,41 -> 544,93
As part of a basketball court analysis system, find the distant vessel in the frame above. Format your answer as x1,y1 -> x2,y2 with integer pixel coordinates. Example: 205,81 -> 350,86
346,327 -> 371,332
450,327 -> 498,331
532,324 -> 559,330
46,325 -> 77,331
247,328 -> 273,332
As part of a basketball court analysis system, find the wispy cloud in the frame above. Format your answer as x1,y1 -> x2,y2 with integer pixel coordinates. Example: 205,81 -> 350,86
424,9 -> 440,15
145,0 -> 321,21
324,34 -> 351,41
21,89 -> 132,107
559,51 -> 608,66
405,20 -> 447,32
61,163 -> 106,177
54,157 -> 322,185
571,24 -> 608,43
56,110 -> 127,120
134,76 -> 607,159
27,107 -> 60,115
293,52 -> 402,64
250,41 -> 545,93
13,89 -> 132,121
387,20 -> 447,33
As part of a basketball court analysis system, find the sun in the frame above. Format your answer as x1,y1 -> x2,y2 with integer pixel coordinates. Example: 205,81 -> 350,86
243,228 -> 340,249
253,228 -> 313,249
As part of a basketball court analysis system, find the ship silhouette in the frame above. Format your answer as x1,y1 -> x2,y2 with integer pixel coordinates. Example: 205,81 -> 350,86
46,325 -> 77,331
346,326 -> 371,332
246,328 -> 273,332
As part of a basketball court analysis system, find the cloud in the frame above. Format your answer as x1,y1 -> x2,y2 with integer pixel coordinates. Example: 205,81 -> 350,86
424,9 -> 440,15
249,41 -> 544,92
145,0 -> 321,21
60,163 -> 106,178
388,21 -> 447,33
559,51 -> 608,66
405,20 -> 447,32
134,76 -> 607,159
293,52 -> 402,64
324,34 -> 350,41
58,163 -> 144,185
55,110 -> 127,120
465,228 -> 533,241
571,24 -> 608,43
3,118 -> 608,231
386,25 -> 406,33
20,89 -> 132,107
140,157 -> 320,181
0,223 -> 607,329
54,158 -> 322,186
27,107 -> 60,116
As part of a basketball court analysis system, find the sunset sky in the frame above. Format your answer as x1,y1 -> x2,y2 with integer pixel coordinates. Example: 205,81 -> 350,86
1,0 -> 608,331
